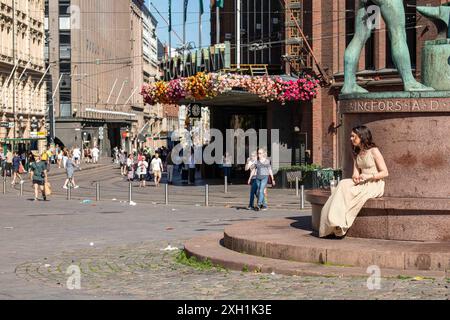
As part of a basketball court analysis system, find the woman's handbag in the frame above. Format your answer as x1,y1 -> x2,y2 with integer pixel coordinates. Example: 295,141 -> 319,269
44,182 -> 52,196
18,163 -> 25,174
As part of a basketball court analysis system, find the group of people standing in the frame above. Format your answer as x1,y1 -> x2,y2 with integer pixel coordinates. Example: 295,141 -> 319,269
0,143 -> 104,201
118,146 -> 170,188
0,146 -> 50,201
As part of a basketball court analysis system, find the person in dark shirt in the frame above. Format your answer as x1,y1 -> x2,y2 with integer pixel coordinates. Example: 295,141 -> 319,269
11,152 -> 23,185
29,154 -> 48,201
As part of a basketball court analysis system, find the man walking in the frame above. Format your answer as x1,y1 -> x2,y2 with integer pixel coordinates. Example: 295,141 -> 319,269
73,146 -> 81,167
166,149 -> 174,184
246,151 -> 259,210
151,152 -> 163,187
92,145 -> 100,164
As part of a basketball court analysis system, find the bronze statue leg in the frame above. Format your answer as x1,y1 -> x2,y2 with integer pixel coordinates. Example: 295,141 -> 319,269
343,0 -> 434,94
377,0 -> 433,91
342,2 -> 372,94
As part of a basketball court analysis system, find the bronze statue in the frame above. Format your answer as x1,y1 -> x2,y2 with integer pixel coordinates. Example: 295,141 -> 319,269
342,0 -> 434,94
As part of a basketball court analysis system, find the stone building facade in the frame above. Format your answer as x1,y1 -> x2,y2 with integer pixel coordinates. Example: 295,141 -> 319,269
45,0 -> 149,156
0,0 -> 47,151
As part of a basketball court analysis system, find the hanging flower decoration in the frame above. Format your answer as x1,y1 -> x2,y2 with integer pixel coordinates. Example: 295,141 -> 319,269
141,72 -> 320,106
166,78 -> 185,103
185,72 -> 214,100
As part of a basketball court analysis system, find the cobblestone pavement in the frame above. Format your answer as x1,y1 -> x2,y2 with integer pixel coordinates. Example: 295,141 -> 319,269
14,240 -> 450,300
1,164 -> 450,300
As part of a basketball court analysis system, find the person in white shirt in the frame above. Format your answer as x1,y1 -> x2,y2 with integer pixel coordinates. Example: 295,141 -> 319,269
150,152 -> 163,187
72,146 -> 81,166
91,146 -> 100,164
57,149 -> 63,168
137,156 -> 148,188
223,152 -> 233,184
62,150 -> 69,169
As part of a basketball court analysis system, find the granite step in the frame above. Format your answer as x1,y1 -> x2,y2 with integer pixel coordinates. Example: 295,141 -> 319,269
184,233 -> 449,278
222,218 -> 450,272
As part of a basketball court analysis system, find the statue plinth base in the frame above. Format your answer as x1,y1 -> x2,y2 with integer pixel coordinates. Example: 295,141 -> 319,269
307,92 -> 450,242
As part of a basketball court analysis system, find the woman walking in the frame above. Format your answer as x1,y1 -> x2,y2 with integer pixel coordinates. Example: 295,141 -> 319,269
126,154 -> 135,182
319,126 -> 389,238
57,148 -> 63,168
11,151 -> 24,185
248,149 -> 275,211
63,151 -> 80,189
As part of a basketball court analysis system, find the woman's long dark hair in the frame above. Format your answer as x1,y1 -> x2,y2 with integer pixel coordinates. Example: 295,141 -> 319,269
352,126 -> 377,157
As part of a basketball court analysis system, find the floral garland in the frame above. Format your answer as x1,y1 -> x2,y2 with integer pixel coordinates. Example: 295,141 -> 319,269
141,72 -> 320,105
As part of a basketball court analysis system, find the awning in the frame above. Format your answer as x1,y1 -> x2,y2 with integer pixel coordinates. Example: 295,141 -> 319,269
178,90 -> 269,107
1,137 -> 46,142
84,108 -> 137,118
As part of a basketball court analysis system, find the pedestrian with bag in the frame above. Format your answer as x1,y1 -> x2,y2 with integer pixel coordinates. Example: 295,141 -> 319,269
11,151 -> 24,185
29,153 -> 48,201
126,154 -> 135,182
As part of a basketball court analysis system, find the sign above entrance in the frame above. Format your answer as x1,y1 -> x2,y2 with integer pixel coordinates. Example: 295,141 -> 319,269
160,42 -> 231,82
0,122 -> 14,128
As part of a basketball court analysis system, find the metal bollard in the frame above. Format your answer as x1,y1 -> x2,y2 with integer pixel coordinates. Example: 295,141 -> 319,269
96,182 -> 100,201
165,183 -> 169,205
295,177 -> 299,197
19,181 -> 23,197
67,185 -> 72,200
300,185 -> 305,210
205,184 -> 209,207
224,176 -> 228,194
2,177 -> 6,195
129,182 -> 132,203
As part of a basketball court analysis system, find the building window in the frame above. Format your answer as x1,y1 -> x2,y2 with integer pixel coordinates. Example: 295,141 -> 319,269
365,32 -> 375,70
345,0 -> 355,47
60,32 -> 71,45
59,0 -> 71,17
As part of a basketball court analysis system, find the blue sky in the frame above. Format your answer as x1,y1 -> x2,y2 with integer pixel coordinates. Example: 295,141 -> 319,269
145,0 -> 211,50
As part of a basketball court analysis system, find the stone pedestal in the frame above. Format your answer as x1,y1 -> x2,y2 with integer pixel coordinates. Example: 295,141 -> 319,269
307,92 -> 450,241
